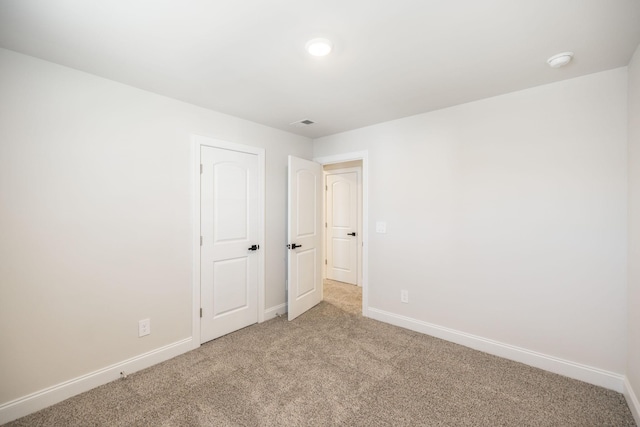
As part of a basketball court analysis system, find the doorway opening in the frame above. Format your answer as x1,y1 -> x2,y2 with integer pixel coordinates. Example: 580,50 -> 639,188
315,151 -> 369,317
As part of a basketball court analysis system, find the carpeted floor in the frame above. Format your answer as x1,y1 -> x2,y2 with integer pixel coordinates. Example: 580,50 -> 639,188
6,279 -> 636,426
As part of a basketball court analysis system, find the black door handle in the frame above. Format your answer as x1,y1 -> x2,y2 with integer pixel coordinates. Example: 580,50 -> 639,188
288,243 -> 302,250
248,244 -> 259,251
348,232 -> 356,236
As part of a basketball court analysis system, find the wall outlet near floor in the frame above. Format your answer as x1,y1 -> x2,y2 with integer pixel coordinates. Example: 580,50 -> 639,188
138,318 -> 151,337
400,290 -> 409,304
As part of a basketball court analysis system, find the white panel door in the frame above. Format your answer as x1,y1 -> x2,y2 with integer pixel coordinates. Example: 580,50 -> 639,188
326,172 -> 358,284
287,156 -> 323,321
201,146 -> 259,343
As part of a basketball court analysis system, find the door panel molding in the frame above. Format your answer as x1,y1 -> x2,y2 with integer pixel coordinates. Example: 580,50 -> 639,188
192,135 -> 265,348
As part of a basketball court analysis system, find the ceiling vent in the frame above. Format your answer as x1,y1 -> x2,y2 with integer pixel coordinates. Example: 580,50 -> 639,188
290,119 -> 316,127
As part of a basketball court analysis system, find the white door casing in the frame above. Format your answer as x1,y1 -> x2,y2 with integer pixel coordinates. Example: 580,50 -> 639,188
287,156 -> 323,321
326,171 -> 359,285
200,144 -> 260,343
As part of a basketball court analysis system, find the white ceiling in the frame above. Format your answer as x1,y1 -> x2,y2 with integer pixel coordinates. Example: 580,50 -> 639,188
1,1 -> 639,139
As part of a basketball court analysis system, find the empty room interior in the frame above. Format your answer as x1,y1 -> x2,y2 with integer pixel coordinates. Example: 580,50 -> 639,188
1,1 -> 640,425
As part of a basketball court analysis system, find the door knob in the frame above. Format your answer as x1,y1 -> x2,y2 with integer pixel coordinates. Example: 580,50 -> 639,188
248,244 -> 259,251
288,243 -> 302,250
348,232 -> 356,236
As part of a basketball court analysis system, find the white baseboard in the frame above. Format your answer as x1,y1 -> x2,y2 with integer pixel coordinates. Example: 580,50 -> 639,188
264,303 -> 287,321
624,376 -> 640,425
0,337 -> 193,425
367,308 -> 624,392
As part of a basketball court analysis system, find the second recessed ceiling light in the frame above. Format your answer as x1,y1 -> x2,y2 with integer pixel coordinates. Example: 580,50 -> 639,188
547,52 -> 574,68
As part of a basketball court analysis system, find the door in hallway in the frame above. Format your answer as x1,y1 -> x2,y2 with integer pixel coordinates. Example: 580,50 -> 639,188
326,171 -> 358,285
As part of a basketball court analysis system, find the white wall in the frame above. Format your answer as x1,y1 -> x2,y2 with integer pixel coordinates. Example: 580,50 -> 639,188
627,43 -> 640,422
315,68 -> 628,382
0,48 -> 312,406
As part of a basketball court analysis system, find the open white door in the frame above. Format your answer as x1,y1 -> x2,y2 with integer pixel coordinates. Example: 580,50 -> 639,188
287,155 -> 323,321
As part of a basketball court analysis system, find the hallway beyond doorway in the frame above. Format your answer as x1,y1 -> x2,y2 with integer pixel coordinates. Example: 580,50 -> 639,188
323,278 -> 361,314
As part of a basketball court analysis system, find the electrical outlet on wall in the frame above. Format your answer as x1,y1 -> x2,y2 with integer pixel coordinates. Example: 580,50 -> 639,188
400,290 -> 409,304
138,318 -> 150,337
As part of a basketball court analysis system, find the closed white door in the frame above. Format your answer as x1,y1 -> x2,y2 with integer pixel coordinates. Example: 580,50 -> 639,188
287,156 -> 323,321
326,172 -> 358,284
200,146 -> 259,343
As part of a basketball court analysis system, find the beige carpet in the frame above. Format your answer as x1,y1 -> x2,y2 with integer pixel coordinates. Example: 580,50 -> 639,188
7,279 -> 635,426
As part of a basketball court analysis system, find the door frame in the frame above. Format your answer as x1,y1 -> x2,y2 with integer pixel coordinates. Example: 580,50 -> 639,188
191,134 -> 266,348
314,151 -> 369,317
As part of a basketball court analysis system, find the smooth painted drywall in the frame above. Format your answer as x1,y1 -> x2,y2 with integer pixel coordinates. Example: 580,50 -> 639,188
628,43 -> 640,409
0,48 -> 312,403
315,68 -> 628,374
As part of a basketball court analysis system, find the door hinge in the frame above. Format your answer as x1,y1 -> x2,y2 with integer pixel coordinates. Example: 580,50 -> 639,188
325,185 -> 328,190
325,259 -> 327,265
200,164 -> 203,174
200,308 -> 203,318
325,222 -> 327,228
200,236 -> 203,246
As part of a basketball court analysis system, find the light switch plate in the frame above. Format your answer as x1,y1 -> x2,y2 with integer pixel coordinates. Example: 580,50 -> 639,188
376,221 -> 387,233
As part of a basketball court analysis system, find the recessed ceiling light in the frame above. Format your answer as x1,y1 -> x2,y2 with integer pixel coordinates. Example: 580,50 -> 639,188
547,52 -> 574,68
305,38 -> 332,57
